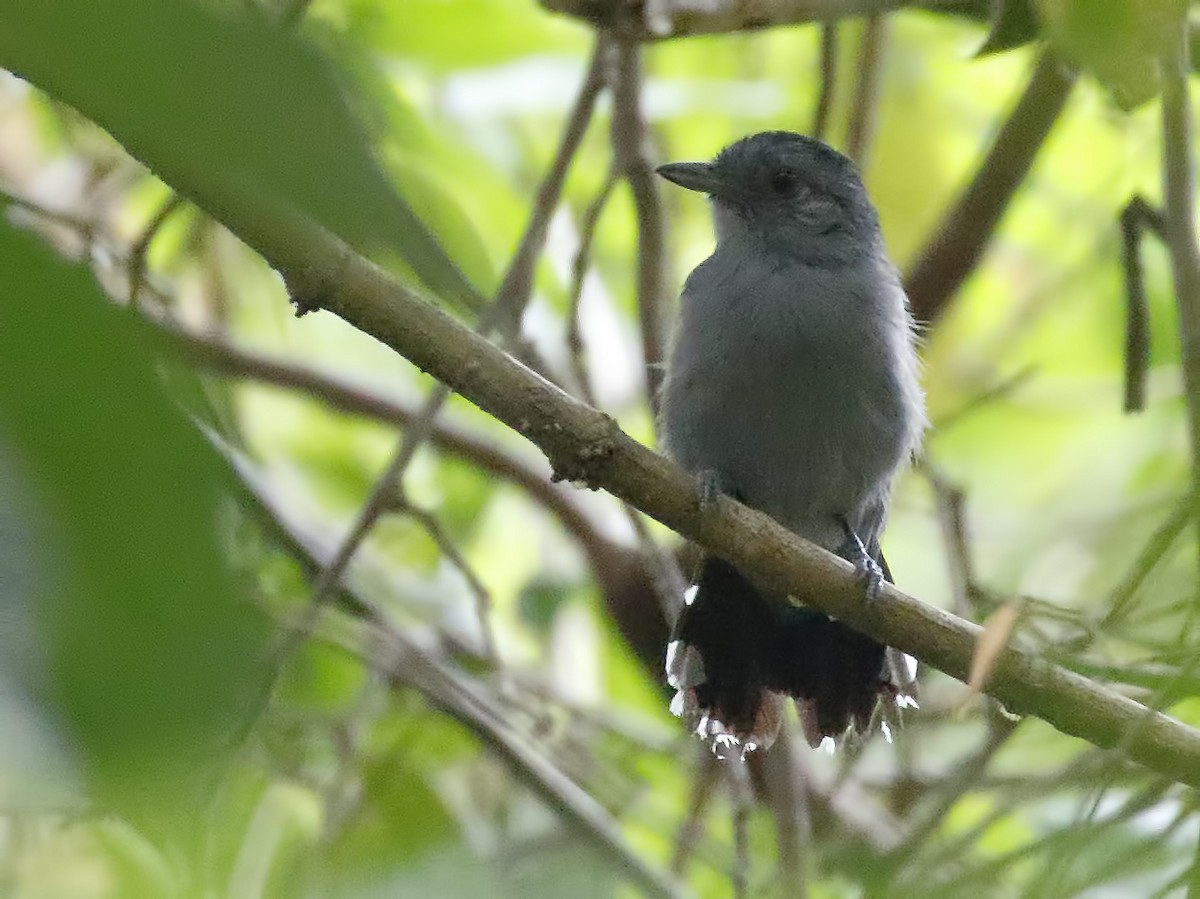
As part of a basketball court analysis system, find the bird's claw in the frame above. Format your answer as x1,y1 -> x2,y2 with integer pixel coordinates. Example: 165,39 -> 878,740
838,518 -> 883,601
855,555 -> 884,601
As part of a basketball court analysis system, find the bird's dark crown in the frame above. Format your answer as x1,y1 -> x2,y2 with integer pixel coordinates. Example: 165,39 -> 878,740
712,131 -> 867,208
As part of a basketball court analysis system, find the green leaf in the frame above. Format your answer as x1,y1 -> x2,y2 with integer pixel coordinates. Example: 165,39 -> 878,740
0,0 -> 484,311
1033,0 -> 1187,107
0,223 -> 267,835
318,0 -> 587,73
976,0 -> 1041,55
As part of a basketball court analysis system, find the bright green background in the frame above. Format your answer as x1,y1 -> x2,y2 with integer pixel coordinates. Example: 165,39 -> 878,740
0,0 -> 1197,896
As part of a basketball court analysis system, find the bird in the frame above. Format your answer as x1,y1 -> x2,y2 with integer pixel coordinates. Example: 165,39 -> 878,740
656,131 -> 925,753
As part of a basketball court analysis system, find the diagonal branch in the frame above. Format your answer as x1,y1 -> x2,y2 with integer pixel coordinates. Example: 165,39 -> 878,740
158,324 -> 671,672
494,34 -> 611,340
540,0 -> 953,41
291,32 -> 612,629
23,33 -> 1200,782
904,51 -> 1075,324
196,183 -> 1200,788
229,450 -> 685,899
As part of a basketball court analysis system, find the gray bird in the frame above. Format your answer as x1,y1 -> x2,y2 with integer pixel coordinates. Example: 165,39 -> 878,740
657,131 -> 925,753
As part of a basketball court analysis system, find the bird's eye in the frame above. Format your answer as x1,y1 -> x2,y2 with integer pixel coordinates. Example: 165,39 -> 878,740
771,172 -> 799,195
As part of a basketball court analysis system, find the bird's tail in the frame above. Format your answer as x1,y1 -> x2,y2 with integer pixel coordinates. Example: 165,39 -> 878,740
666,557 -> 916,754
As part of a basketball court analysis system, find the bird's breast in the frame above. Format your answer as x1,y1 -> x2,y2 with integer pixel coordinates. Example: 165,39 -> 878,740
660,257 -> 920,544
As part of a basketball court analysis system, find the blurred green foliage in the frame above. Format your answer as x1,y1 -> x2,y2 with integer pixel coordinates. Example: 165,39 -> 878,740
0,227 -> 266,845
1,0 -> 1198,897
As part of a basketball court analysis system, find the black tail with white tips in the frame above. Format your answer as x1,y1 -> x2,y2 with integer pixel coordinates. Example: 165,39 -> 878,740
666,556 -> 917,754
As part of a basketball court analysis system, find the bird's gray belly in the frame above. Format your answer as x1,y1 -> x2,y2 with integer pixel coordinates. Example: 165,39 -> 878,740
663,338 -> 905,549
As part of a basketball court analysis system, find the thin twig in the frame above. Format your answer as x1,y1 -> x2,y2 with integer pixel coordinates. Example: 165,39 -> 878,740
671,747 -> 721,875
725,755 -> 754,899
612,39 -> 669,405
163,326 -> 606,547
925,779 -> 1173,896
567,168 -> 618,405
877,706 -> 1019,883
288,33 -> 612,664
1159,24 -> 1200,563
1120,196 -> 1166,413
128,192 -> 186,309
567,165 -> 684,632
1102,494 -> 1191,630
904,52 -> 1075,324
371,630 -> 685,899
758,728 -> 811,898
811,23 -> 839,141
306,385 -> 450,613
1042,796 -> 1192,899
930,366 -> 1037,432
0,187 -> 94,237
235,37 -> 613,746
922,462 -> 976,615
623,505 -> 688,628
496,34 -> 611,340
845,15 -> 887,166
390,492 -> 500,665
1077,645 -> 1200,831
577,43 -> 690,644
336,29 -> 609,514
155,316 -> 669,676
909,749 -> 1111,878
231,455 -> 685,899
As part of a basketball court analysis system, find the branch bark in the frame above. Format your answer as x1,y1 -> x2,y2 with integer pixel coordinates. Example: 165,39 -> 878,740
539,0 -> 967,41
185,181 -> 1200,787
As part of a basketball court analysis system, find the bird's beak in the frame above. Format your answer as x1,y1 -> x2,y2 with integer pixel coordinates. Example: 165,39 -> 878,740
656,162 -> 726,197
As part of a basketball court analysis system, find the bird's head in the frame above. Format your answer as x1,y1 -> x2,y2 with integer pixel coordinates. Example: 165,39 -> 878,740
657,131 -> 883,265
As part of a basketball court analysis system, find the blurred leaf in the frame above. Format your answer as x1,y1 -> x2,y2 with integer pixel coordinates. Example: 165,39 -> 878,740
227,781 -> 323,899
316,0 -> 587,72
1032,0 -> 1186,107
278,640 -> 368,712
93,818 -> 181,899
326,708 -> 465,882
976,0 -> 1041,55
0,0 -> 484,311
0,223 -> 266,834
967,600 -> 1022,695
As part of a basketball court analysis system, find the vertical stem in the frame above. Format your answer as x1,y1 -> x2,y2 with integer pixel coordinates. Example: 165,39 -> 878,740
845,15 -> 887,166
612,39 -> 669,406
1119,197 -> 1164,413
811,22 -> 839,141
1160,25 -> 1200,563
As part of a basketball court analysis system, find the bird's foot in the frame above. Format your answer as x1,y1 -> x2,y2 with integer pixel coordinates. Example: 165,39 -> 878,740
837,518 -> 883,601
